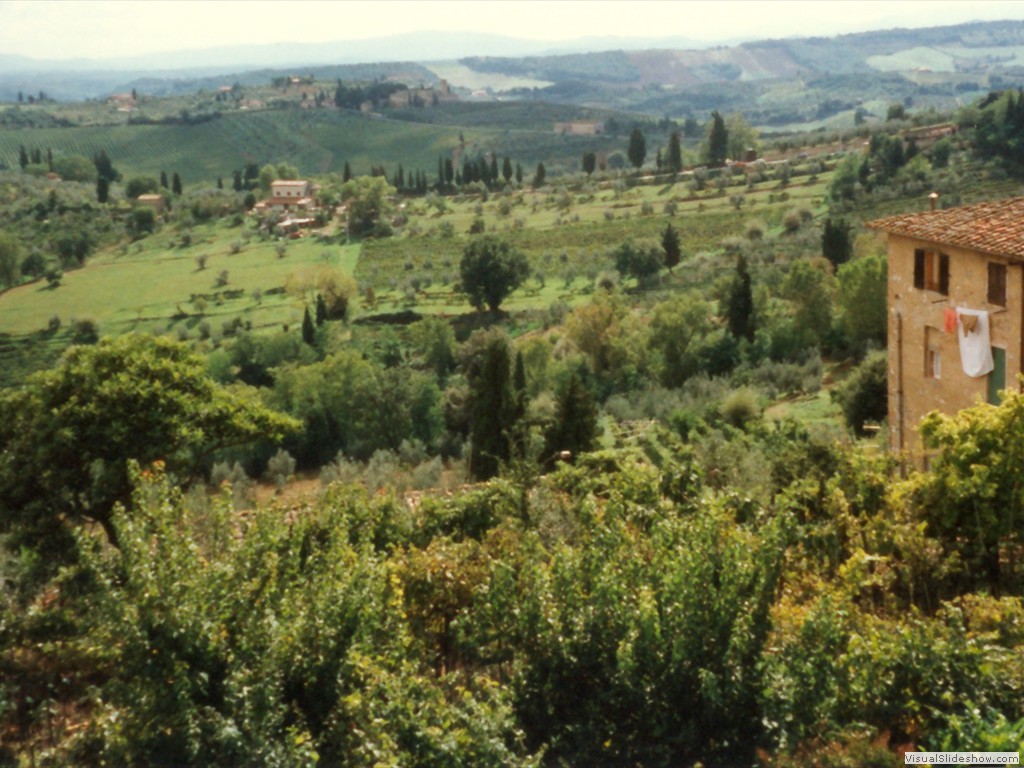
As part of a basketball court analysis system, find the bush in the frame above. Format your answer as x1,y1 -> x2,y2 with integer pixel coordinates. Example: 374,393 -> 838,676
831,351 -> 887,436
72,317 -> 100,343
720,387 -> 761,429
265,448 -> 296,490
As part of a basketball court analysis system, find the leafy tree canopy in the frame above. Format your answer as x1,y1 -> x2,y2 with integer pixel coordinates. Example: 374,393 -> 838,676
459,235 -> 529,312
341,175 -> 396,237
0,334 -> 298,552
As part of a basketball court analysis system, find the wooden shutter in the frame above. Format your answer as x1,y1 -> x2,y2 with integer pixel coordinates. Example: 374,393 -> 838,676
939,253 -> 950,295
913,249 -> 925,289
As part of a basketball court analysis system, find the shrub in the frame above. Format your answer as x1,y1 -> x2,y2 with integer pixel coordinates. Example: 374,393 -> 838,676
265,448 -> 296,490
831,351 -> 887,436
720,387 -> 760,429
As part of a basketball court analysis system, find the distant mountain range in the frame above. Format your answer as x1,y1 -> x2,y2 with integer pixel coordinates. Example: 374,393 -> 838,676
0,31 -> 725,76
3,20 -> 1024,123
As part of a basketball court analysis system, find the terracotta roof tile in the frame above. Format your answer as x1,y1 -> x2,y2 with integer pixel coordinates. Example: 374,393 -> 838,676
867,196 -> 1024,262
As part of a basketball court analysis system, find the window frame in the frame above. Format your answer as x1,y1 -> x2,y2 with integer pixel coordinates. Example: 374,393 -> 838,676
914,249 -> 949,295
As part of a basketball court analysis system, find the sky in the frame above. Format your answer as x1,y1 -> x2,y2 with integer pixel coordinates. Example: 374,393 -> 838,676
2,0 -> 1024,61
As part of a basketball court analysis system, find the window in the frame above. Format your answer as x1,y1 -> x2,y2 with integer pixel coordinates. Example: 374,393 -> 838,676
925,327 -> 941,379
914,249 -> 949,294
988,262 -> 1007,306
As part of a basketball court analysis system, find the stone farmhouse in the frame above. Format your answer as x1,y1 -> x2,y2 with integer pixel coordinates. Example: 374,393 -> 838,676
869,196 -> 1024,464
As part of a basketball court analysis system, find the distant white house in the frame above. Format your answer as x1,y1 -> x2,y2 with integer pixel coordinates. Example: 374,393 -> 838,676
254,180 -> 317,214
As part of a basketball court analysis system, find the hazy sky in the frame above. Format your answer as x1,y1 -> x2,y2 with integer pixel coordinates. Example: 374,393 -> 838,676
3,0 -> 1024,60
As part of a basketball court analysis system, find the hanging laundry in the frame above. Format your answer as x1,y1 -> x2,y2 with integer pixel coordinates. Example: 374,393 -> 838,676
943,307 -> 958,333
956,308 -> 993,377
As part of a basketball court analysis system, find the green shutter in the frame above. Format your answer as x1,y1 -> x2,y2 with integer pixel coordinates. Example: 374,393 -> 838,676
988,347 -> 1007,405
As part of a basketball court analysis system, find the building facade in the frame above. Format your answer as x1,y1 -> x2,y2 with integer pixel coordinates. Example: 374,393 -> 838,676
869,197 -> 1024,463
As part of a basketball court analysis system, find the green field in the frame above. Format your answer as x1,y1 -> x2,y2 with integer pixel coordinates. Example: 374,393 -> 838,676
0,221 -> 357,338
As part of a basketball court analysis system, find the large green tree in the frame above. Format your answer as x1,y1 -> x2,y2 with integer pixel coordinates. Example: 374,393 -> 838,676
649,292 -> 714,387
341,175 -> 396,236
725,113 -> 759,161
0,335 -> 297,553
837,252 -> 887,353
614,240 -> 662,285
459,236 -> 529,312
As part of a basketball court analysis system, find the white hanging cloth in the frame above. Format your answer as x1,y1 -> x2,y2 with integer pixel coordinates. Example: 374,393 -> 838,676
957,308 -> 993,377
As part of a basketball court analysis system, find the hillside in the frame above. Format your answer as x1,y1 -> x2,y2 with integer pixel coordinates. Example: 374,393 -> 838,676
3,20 -> 1024,133
450,20 -> 1024,125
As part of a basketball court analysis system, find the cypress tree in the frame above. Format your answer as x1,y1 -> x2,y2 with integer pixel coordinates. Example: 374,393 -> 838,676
662,222 -> 681,272
160,171 -> 169,189
470,336 -> 513,480
707,111 -> 728,166
502,156 -> 513,183
628,128 -> 647,170
172,172 -> 183,196
532,162 -> 546,188
726,254 -> 756,342
315,293 -> 327,326
822,218 -> 853,268
302,306 -> 315,345
544,369 -> 598,464
668,131 -> 683,173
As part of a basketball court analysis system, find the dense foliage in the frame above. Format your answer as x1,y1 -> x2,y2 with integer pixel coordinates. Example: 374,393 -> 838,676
5,85 -> 1024,766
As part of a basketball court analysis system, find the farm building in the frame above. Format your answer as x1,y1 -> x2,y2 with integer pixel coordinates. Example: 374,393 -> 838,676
869,195 -> 1024,465
254,180 -> 317,214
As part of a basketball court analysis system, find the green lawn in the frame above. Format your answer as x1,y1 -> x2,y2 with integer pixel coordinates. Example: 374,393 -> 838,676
0,220 -> 358,337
